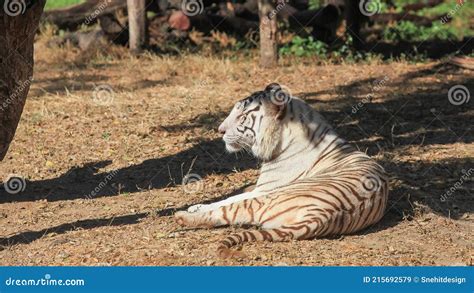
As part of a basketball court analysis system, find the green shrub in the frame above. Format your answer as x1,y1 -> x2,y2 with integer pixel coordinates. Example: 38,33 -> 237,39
384,21 -> 459,42
279,36 -> 327,57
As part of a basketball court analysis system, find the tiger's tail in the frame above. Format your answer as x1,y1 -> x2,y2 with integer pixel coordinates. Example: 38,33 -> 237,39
216,221 -> 321,258
217,229 -> 289,258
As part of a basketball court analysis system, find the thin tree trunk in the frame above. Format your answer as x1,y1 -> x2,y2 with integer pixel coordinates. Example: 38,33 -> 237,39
127,0 -> 147,53
0,0 -> 46,161
258,0 -> 278,68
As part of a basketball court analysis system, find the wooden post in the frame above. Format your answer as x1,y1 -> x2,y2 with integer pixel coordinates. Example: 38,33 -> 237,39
0,0 -> 46,161
127,0 -> 147,53
258,0 -> 278,68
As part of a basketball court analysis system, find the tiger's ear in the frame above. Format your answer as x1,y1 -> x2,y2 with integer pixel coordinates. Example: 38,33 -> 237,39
264,83 -> 290,120
265,83 -> 281,92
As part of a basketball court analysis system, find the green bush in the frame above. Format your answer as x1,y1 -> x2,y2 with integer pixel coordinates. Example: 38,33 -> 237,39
279,36 -> 327,57
383,21 -> 459,42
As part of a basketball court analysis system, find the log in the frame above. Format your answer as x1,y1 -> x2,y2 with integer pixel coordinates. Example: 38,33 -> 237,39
402,0 -> 444,12
127,0 -> 147,52
449,56 -> 474,70
167,6 -> 259,37
46,13 -> 128,50
169,11 -> 191,31
0,0 -> 46,160
42,0 -> 128,30
42,0 -> 161,30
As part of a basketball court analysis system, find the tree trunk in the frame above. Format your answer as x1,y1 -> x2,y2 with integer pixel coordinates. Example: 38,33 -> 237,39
258,0 -> 278,68
0,0 -> 46,161
127,0 -> 147,53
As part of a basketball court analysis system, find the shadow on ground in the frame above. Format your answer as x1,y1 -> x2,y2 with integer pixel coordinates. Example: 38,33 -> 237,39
0,138 -> 256,203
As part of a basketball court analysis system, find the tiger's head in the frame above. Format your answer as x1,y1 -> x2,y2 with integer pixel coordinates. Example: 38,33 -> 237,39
218,83 -> 291,161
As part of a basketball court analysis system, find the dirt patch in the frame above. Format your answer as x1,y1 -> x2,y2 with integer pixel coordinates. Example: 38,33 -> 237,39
0,41 -> 472,266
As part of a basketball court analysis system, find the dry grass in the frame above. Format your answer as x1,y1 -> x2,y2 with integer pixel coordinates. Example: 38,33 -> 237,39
0,37 -> 472,266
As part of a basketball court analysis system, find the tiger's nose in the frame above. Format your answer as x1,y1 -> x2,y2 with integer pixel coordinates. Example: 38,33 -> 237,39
218,123 -> 226,134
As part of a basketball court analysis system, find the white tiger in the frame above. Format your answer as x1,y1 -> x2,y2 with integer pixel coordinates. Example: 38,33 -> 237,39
175,83 -> 389,258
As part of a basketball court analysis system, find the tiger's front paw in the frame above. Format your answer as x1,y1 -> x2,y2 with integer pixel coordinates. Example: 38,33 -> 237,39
174,211 -> 192,227
174,210 -> 213,228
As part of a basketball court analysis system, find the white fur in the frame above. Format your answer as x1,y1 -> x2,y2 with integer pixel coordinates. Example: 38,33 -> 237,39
188,97 -> 346,212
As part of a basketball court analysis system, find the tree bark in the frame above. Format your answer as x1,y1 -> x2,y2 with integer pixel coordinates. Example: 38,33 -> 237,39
127,0 -> 147,53
258,0 -> 278,68
0,0 -> 46,161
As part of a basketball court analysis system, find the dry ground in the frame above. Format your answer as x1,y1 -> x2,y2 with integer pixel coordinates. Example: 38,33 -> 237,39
0,40 -> 472,266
